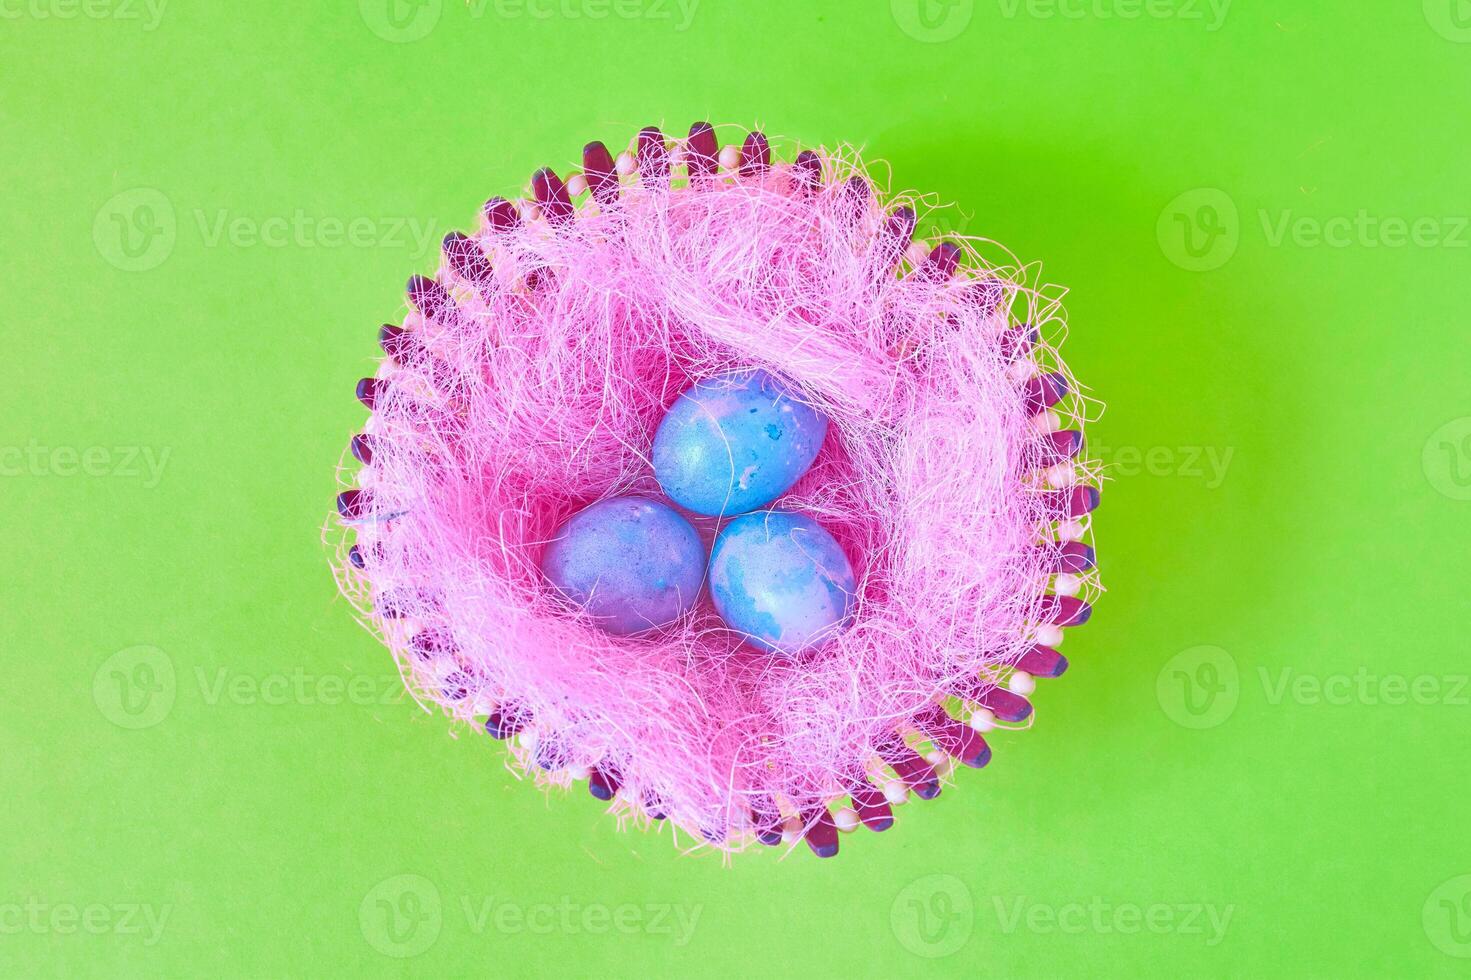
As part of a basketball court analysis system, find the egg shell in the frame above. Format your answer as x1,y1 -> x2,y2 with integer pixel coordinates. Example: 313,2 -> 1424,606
541,496 -> 705,635
708,510 -> 856,655
652,369 -> 828,517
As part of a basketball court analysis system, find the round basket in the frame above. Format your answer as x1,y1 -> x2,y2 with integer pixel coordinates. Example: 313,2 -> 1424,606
330,123 -> 1101,858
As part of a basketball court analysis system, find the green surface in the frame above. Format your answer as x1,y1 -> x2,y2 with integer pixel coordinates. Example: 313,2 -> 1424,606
5,1 -> 1470,975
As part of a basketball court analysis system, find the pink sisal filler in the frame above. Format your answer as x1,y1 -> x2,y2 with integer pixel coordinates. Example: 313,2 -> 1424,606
328,123 -> 1102,858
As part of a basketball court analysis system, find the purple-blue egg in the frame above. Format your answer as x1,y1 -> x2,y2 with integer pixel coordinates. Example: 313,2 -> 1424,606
652,369 -> 829,517
541,496 -> 705,635
708,510 -> 857,656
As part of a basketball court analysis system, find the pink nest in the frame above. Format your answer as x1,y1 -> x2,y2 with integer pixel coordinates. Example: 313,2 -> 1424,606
331,123 -> 1101,857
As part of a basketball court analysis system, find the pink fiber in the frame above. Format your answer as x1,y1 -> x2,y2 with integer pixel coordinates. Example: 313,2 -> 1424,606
330,138 -> 1100,851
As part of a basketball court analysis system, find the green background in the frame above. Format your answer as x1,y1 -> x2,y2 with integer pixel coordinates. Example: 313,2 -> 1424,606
5,0 -> 1470,975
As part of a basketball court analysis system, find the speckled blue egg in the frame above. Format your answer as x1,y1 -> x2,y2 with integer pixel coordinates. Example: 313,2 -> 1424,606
708,510 -> 857,656
541,496 -> 705,635
652,369 -> 828,517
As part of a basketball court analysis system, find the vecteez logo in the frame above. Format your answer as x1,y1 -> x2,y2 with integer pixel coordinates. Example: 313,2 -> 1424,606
1424,0 -> 1471,43
891,0 -> 975,42
93,645 -> 177,729
358,0 -> 442,42
1157,646 -> 1240,729
0,0 -> 168,30
1160,187 -> 1470,271
358,876 -> 701,955
890,874 -> 974,957
360,875 -> 443,958
1157,188 -> 1240,272
996,0 -> 1231,30
1424,417 -> 1471,501
93,188 -> 177,272
1425,875 -> 1471,957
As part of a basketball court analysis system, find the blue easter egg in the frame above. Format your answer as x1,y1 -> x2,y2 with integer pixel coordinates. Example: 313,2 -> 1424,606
708,510 -> 857,655
652,369 -> 829,517
541,496 -> 706,635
